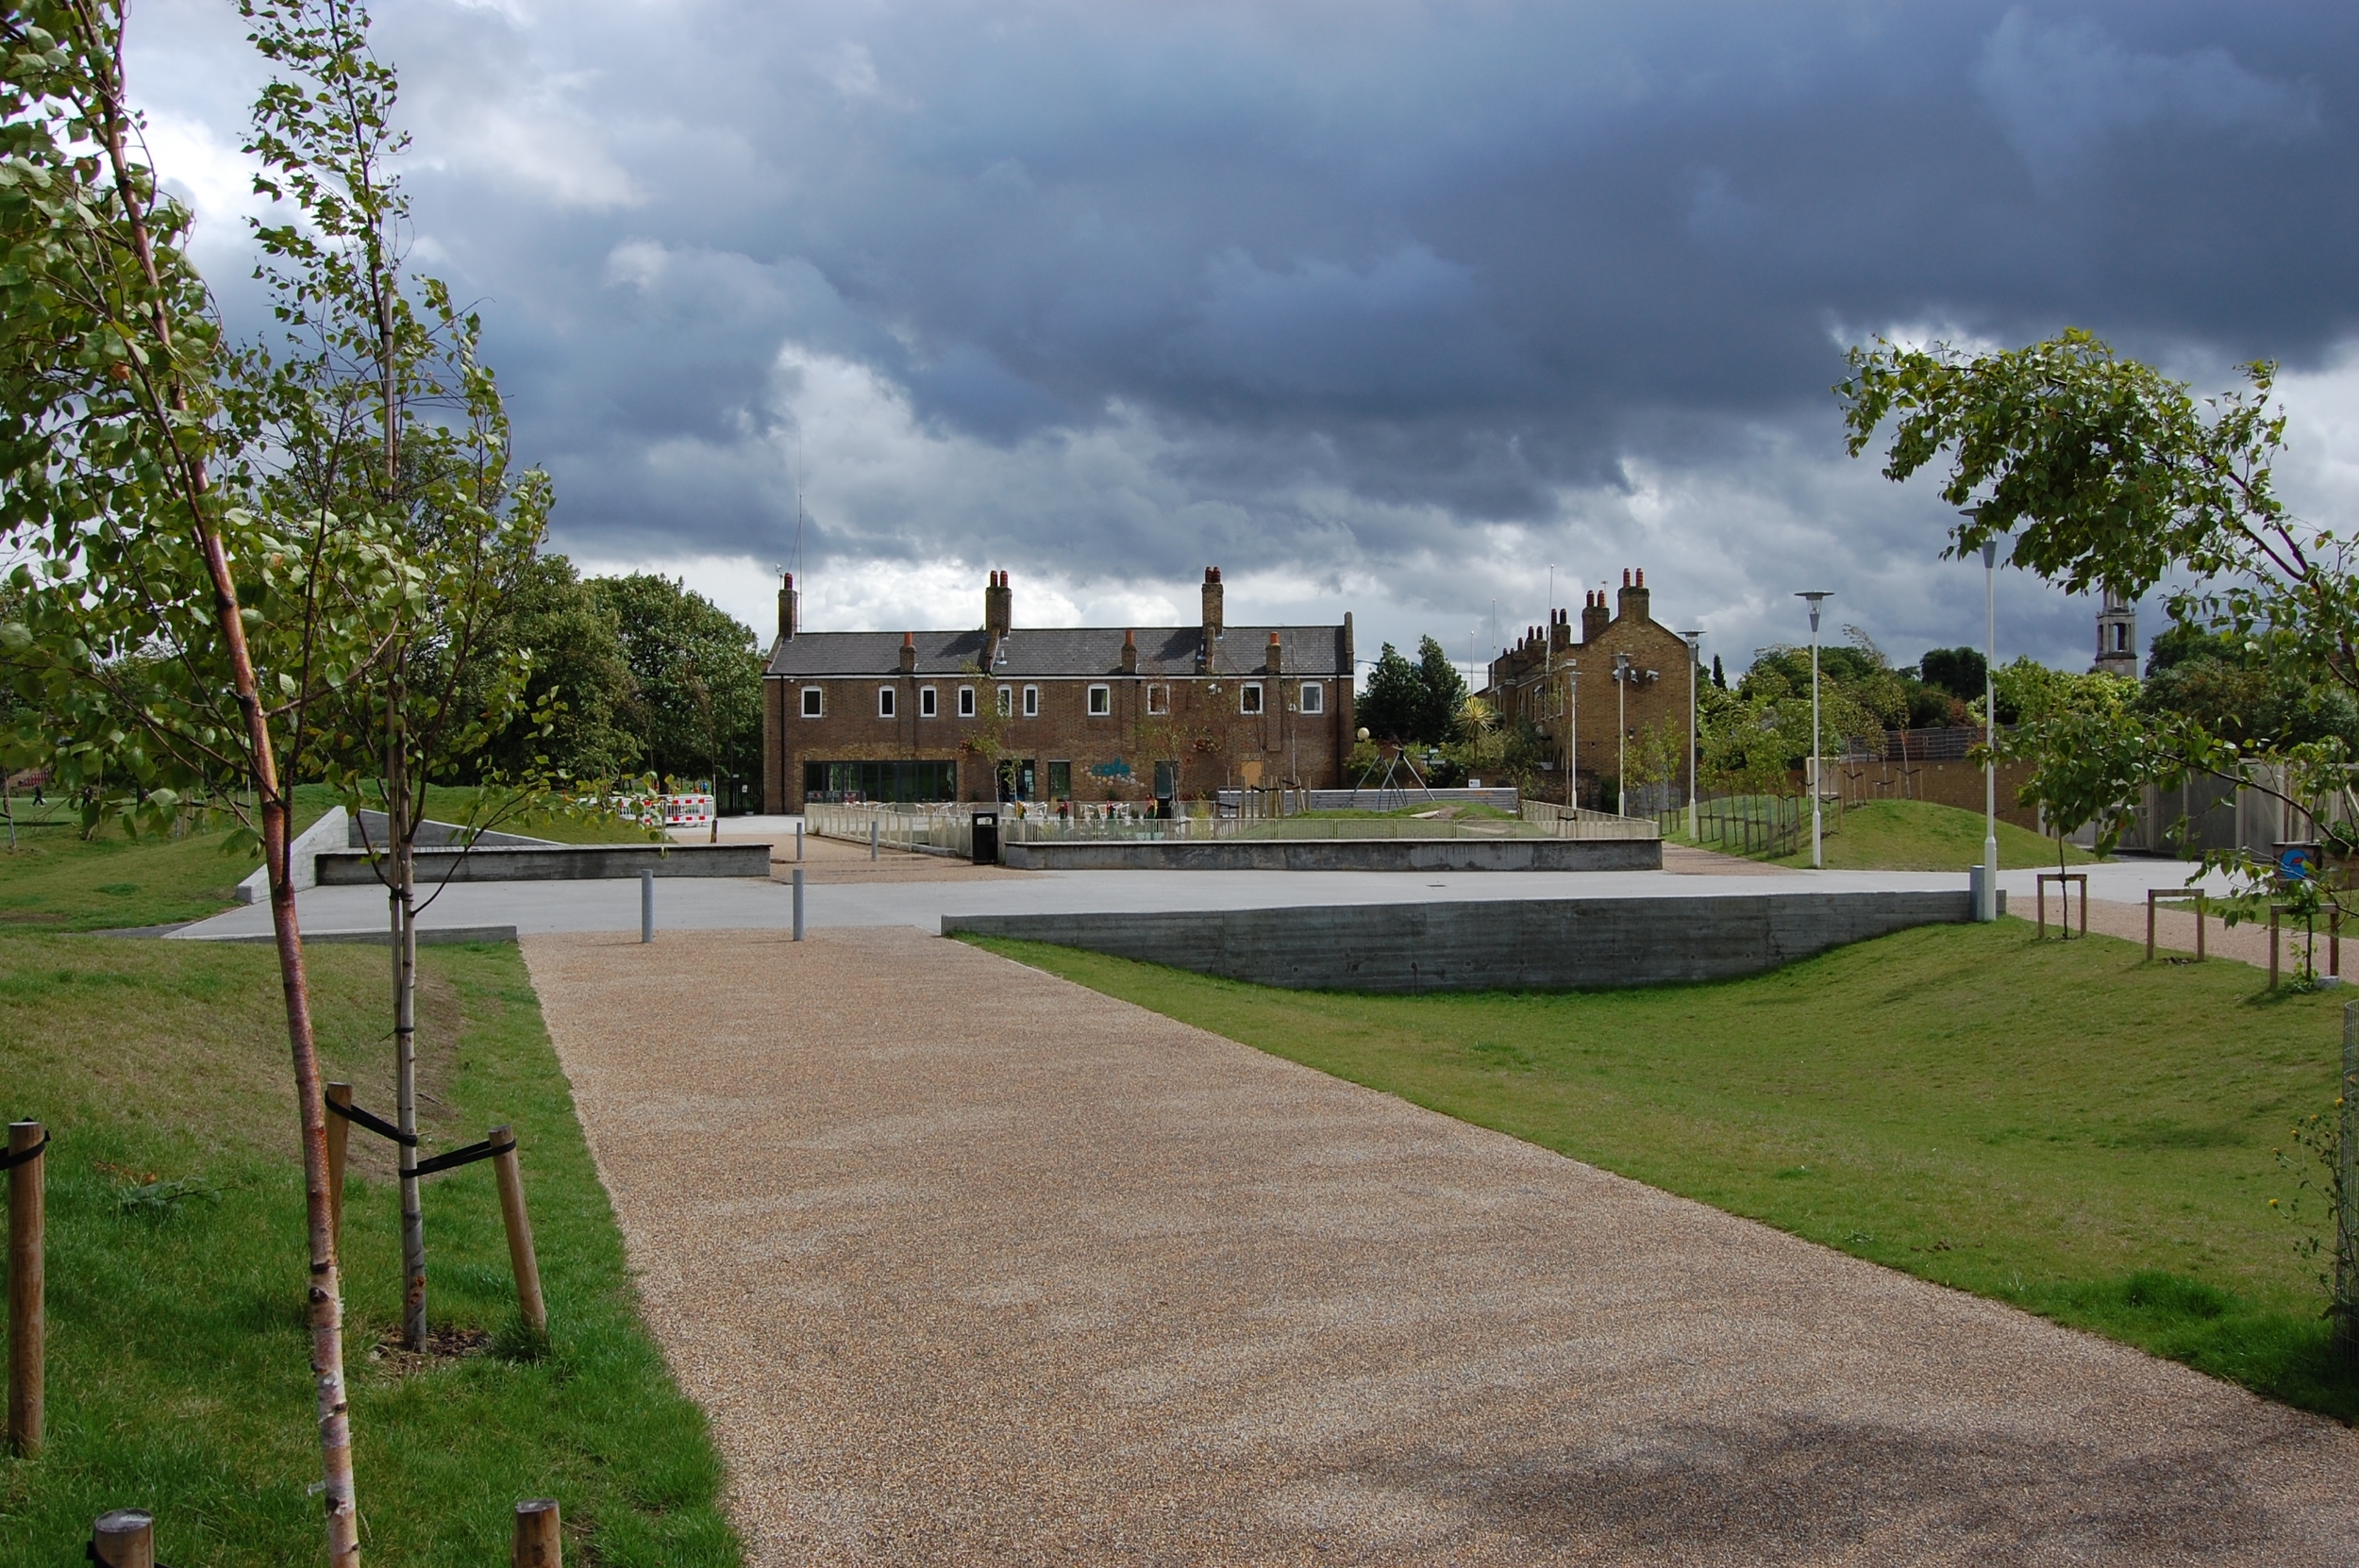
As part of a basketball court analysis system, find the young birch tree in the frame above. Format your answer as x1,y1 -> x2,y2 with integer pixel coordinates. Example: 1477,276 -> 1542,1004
0,4 -> 399,1556
236,0 -> 553,1349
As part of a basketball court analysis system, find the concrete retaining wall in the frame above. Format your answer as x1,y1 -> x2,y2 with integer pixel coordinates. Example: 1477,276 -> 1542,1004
944,889 -> 1998,993
999,838 -> 1660,872
315,842 -> 771,884
233,805 -> 349,905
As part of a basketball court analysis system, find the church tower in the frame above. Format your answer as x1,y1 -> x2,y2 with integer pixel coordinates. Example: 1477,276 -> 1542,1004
2094,591 -> 2138,678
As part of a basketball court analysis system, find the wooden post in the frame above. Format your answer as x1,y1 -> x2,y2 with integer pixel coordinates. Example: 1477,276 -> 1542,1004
513,1498 -> 561,1567
2147,889 -> 2157,961
7,1120 -> 42,1458
91,1510 -> 155,1568
2270,907 -> 2282,989
490,1126 -> 546,1335
325,1083 -> 352,1259
2197,894 -> 2206,960
2333,908 -> 2341,978
2338,1004 -> 2358,1369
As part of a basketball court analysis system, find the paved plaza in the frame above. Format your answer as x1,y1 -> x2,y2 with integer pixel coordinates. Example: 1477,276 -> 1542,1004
173,822 -> 2235,948
527,925 -> 2359,1566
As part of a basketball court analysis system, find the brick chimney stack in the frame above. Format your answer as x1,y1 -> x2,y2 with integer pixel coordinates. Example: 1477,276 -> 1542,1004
984,570 -> 1012,638
1551,607 -> 1572,652
900,630 -> 916,674
1265,630 -> 1283,675
777,572 -> 797,643
1616,567 -> 1650,625
1120,627 -> 1138,674
1201,566 -> 1225,642
1581,589 -> 1611,643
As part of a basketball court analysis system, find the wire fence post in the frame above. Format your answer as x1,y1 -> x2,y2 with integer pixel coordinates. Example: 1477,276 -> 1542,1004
514,1498 -> 562,1567
489,1126 -> 546,1337
792,867 -> 805,942
90,1510 -> 154,1568
7,1120 -> 42,1458
639,868 -> 654,945
326,1083 -> 352,1258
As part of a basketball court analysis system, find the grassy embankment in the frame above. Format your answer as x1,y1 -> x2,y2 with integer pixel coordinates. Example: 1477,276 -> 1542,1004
0,808 -> 738,1565
0,784 -> 654,933
969,920 -> 2358,1424
1669,797 -> 2098,871
0,937 -> 737,1567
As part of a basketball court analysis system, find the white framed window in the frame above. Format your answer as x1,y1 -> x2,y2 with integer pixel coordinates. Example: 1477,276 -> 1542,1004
996,685 -> 1013,718
1087,683 -> 1112,717
800,686 -> 823,718
920,685 -> 938,718
1299,681 -> 1323,714
1022,684 -> 1040,717
1240,682 -> 1263,715
878,685 -> 896,718
959,685 -> 977,718
1146,683 -> 1169,715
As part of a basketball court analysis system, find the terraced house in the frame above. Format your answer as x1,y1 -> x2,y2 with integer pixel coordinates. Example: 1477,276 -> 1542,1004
761,568 -> 1357,811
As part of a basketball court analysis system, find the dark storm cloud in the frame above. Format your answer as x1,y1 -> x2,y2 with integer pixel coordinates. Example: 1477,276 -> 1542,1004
132,0 -> 2358,665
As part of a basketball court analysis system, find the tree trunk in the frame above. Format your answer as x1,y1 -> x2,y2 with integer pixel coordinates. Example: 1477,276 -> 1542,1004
388,657 -> 427,1350
80,25 -> 361,1558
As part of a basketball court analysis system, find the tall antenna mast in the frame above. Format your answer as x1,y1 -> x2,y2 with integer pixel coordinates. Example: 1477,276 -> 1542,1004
792,425 -> 807,587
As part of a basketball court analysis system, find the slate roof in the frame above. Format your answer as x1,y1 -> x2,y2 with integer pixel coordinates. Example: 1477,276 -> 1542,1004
765,625 -> 1350,680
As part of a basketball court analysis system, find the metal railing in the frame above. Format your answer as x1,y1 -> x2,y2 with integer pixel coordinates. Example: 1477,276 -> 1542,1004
1519,801 -> 1664,842
1661,792 -> 1805,858
807,798 -> 1657,855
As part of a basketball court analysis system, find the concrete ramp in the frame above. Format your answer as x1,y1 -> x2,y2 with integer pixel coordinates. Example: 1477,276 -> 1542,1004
943,888 -> 1998,992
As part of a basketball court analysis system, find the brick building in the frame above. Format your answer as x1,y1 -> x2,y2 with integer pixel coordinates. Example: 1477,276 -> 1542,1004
761,568 -> 1357,811
1483,569 -> 1699,808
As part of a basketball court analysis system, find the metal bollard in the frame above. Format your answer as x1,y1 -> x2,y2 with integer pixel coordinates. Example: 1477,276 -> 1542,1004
640,867 -> 654,944
869,818 -> 879,860
795,821 -> 804,861
792,867 -> 805,942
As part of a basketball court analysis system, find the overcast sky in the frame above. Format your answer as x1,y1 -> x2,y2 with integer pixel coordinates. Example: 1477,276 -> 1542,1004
130,0 -> 2359,683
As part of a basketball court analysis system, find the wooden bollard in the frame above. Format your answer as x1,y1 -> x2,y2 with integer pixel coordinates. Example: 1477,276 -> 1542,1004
490,1126 -> 547,1335
91,1509 -> 154,1568
513,1497 -> 561,1567
8,1120 -> 42,1458
325,1082 -> 353,1259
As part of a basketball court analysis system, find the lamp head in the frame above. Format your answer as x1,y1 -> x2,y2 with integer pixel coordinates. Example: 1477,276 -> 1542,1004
1796,590 -> 1831,635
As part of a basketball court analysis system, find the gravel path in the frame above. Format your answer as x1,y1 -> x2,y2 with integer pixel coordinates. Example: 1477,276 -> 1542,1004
526,927 -> 2359,1566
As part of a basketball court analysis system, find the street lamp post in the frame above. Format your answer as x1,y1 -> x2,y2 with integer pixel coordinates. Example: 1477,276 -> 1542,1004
1683,630 -> 1702,842
1960,509 -> 2000,922
1564,659 -> 1579,809
1982,536 -> 1999,920
1797,592 -> 1831,869
1613,652 -> 1631,817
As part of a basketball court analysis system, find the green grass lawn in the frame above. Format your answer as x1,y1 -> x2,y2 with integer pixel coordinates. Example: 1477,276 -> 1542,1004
0,788 -> 338,932
0,784 -> 654,934
0,935 -> 738,1567
969,921 -> 2359,1423
1672,797 -> 2097,870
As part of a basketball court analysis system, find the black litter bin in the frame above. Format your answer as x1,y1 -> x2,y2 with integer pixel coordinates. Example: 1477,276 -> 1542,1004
972,810 -> 999,865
